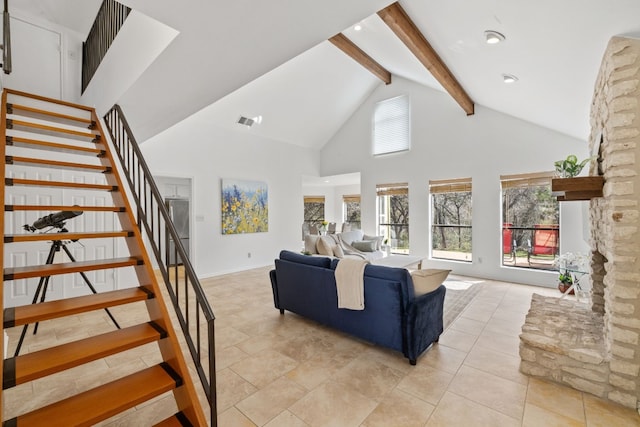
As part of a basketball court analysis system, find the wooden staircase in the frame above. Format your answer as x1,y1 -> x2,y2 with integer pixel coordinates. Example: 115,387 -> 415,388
0,89 -> 208,425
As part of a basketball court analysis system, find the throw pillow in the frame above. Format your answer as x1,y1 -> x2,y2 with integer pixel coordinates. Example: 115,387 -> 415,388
304,234 -> 320,254
339,230 -> 364,245
333,244 -> 345,258
363,234 -> 384,250
317,236 -> 334,256
411,269 -> 451,296
351,240 -> 377,252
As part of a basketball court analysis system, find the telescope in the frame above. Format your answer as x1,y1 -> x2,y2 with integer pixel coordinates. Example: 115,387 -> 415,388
24,210 -> 83,232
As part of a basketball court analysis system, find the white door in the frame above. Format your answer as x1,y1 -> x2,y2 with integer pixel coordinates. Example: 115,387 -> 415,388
1,16 -> 62,99
61,170 -> 117,298
4,166 -> 117,307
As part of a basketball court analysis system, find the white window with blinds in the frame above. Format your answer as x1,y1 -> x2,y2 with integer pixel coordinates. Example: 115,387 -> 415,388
373,95 -> 410,156
429,178 -> 473,262
500,172 -> 560,271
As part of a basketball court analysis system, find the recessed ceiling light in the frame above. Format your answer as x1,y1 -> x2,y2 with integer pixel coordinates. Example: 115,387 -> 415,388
237,116 -> 255,127
484,30 -> 505,44
502,73 -> 518,83
354,23 -> 362,31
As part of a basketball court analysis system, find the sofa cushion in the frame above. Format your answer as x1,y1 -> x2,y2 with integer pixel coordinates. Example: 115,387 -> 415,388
411,269 -> 451,296
352,240 -> 377,252
363,234 -> 384,250
304,234 -> 320,254
333,244 -> 345,258
280,250 -> 331,268
339,229 -> 364,245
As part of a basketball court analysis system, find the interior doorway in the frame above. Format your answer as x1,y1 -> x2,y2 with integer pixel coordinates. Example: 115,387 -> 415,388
154,176 -> 193,267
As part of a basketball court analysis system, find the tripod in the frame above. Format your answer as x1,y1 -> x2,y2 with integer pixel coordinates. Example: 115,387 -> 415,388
14,234 -> 121,357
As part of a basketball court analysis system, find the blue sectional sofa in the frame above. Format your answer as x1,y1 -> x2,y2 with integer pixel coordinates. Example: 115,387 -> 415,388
269,250 -> 446,364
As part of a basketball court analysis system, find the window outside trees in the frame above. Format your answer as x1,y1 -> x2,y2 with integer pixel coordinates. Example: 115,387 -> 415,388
430,178 -> 472,262
376,183 -> 409,254
303,196 -> 325,225
343,195 -> 361,230
501,172 -> 559,270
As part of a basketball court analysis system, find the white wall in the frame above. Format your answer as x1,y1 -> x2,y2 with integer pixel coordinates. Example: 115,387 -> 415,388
321,76 -> 591,287
141,107 -> 319,277
0,10 -> 83,102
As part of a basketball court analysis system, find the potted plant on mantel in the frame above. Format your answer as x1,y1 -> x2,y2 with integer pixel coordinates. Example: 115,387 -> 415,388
554,155 -> 592,178
552,155 -> 603,201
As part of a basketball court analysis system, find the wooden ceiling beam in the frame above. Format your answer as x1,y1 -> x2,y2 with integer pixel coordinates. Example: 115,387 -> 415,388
378,2 -> 475,115
329,33 -> 392,85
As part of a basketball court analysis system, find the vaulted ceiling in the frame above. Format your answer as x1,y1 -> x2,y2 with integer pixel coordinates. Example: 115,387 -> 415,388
13,0 -> 640,149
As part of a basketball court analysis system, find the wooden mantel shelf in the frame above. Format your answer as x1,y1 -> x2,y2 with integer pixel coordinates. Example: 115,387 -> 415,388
551,176 -> 604,201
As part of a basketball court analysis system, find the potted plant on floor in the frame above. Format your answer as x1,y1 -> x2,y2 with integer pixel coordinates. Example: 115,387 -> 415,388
558,271 -> 574,294
554,252 -> 588,296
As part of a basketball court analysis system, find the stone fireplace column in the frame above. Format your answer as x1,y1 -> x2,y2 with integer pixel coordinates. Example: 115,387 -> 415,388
520,36 -> 640,411
589,35 -> 640,409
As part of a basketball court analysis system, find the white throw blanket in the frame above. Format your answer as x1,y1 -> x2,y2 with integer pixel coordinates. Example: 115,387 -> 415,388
334,258 -> 369,310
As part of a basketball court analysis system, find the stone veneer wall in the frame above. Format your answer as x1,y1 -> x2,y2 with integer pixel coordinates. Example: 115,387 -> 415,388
520,36 -> 640,411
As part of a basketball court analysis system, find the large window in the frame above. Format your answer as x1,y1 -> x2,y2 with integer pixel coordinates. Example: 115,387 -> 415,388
501,172 -> 559,270
343,194 -> 361,230
377,183 -> 409,254
303,196 -> 325,225
430,178 -> 472,262
373,95 -> 410,156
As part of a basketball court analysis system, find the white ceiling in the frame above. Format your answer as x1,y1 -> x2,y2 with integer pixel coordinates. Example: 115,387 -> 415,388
13,0 -> 640,150
214,0 -> 640,148
13,0 -> 101,36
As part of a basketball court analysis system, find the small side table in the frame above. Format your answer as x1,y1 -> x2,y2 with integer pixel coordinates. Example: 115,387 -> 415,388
560,267 -> 589,302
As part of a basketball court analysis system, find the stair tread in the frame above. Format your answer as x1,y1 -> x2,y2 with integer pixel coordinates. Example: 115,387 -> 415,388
6,204 -> 124,212
6,231 -> 132,242
6,155 -> 110,172
6,323 -> 164,388
5,178 -> 116,191
4,287 -> 153,328
8,103 -> 93,125
7,135 -> 103,155
9,364 -> 179,426
153,413 -> 189,427
3,256 -> 142,281
1,89 -> 207,425
7,118 -> 97,139
6,88 -> 94,113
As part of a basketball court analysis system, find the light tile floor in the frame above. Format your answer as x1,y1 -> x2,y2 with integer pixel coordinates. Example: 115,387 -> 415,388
210,268 -> 640,427
5,267 -> 640,426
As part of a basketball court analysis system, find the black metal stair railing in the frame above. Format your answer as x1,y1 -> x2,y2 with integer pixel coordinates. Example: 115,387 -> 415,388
103,105 -> 217,425
82,0 -> 131,93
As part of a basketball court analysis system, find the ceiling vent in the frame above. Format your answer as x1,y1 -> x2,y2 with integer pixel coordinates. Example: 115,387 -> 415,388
237,116 -> 255,127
